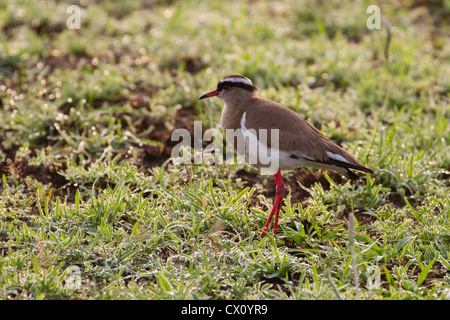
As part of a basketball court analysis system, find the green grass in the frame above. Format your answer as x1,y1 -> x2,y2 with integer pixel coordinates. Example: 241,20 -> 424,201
0,0 -> 449,300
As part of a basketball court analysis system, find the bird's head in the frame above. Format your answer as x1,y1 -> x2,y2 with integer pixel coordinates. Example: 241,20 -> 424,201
199,74 -> 257,104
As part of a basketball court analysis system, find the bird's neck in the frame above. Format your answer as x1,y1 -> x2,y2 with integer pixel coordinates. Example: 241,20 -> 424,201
221,95 -> 258,131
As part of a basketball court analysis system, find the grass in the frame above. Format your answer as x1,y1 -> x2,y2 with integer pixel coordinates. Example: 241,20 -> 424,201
0,0 -> 449,300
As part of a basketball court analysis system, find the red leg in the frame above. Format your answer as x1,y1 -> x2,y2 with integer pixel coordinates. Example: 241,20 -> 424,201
260,169 -> 285,238
272,170 -> 285,234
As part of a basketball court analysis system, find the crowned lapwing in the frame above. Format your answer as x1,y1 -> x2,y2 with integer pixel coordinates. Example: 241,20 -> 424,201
199,74 -> 373,238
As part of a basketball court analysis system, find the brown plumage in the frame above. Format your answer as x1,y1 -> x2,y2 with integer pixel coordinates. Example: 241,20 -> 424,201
204,75 -> 373,180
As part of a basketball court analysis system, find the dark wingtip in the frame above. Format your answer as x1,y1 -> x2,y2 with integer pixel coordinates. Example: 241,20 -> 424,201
345,168 -> 374,181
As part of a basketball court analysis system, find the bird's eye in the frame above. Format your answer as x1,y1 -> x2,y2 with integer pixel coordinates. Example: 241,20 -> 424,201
224,86 -> 231,91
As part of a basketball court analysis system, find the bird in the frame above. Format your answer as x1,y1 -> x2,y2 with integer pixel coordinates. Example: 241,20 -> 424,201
199,74 -> 373,238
